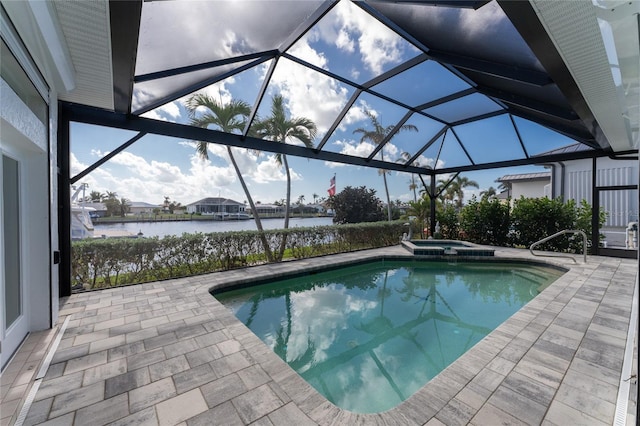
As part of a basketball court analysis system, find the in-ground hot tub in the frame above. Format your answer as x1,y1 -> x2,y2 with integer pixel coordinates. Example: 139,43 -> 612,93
401,239 -> 495,257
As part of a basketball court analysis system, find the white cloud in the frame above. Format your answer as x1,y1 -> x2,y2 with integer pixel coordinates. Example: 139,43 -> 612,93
141,101 -> 182,122
73,149 -> 246,204
458,1 -> 506,41
341,100 -> 373,129
268,56 -> 349,138
317,0 -> 413,76
334,139 -> 375,158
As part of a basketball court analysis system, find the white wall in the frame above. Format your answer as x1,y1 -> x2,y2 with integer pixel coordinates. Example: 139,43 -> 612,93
550,157 -> 638,227
511,179 -> 550,201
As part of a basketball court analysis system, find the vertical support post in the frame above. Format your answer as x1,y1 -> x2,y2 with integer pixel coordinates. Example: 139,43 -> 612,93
58,104 -> 71,297
591,156 -> 599,256
430,175 -> 437,238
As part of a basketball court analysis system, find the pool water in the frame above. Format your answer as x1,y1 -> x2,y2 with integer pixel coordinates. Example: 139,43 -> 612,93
214,260 -> 563,413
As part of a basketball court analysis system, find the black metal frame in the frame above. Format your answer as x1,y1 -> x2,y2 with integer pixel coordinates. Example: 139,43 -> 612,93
58,100 -> 638,295
590,155 -> 639,258
56,0 -> 638,295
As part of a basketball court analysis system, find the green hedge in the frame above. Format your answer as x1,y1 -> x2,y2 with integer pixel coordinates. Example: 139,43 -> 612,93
459,197 -> 510,246
72,221 -> 407,290
457,196 -> 606,252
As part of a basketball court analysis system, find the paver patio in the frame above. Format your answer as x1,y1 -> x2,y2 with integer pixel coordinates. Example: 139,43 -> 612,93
1,245 -> 637,425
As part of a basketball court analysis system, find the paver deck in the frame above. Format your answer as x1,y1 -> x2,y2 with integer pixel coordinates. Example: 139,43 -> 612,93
1,245 -> 637,425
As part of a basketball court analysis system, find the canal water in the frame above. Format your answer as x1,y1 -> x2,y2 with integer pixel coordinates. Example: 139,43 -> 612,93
93,216 -> 335,238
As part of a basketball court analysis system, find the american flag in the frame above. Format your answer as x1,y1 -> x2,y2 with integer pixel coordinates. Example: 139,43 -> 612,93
327,174 -> 336,196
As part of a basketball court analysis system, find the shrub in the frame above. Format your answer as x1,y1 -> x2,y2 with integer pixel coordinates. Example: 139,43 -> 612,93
330,186 -> 386,224
437,204 -> 460,240
572,199 -> 607,253
459,196 -> 510,245
509,197 -> 576,250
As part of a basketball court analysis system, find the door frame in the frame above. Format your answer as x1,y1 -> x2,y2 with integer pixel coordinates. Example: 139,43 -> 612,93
0,145 -> 29,369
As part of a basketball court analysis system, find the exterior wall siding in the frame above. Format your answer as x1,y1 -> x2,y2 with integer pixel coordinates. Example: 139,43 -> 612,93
554,157 -> 638,228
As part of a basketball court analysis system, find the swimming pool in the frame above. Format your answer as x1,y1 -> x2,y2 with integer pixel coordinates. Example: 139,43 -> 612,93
213,259 -> 563,413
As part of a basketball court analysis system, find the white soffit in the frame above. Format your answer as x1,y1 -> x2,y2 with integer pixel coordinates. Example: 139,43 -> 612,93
26,0 -> 75,92
531,0 -> 639,151
53,0 -> 113,110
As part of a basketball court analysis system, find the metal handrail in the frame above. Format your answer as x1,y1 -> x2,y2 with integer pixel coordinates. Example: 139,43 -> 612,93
529,229 -> 587,263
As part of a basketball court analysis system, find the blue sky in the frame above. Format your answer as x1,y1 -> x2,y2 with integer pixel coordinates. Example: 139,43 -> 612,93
69,0 -> 574,207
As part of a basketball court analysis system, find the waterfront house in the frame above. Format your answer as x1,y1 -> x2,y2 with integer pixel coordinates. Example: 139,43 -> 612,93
186,197 -> 249,217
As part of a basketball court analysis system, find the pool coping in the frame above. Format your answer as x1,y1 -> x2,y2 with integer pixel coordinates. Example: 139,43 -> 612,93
8,244 -> 638,425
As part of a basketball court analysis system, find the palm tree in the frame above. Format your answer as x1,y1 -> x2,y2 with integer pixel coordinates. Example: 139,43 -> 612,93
119,197 -> 130,217
253,94 -> 317,260
407,196 -> 431,239
354,111 -> 417,221
89,190 -> 105,202
448,175 -> 479,208
496,180 -> 511,198
480,186 -> 497,199
398,152 -> 420,202
185,93 -> 274,262
436,178 -> 453,205
312,193 -> 318,204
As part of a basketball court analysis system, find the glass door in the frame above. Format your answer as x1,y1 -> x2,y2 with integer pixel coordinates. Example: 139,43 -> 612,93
597,187 -> 639,258
1,153 -> 27,369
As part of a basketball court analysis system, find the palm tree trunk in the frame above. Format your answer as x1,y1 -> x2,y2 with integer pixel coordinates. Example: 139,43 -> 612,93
227,146 -> 273,262
277,154 -> 291,260
380,150 -> 392,221
383,172 -> 392,221
412,175 -> 417,202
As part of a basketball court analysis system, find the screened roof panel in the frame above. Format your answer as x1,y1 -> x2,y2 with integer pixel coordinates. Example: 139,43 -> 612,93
366,1 -> 545,72
370,60 -> 472,108
435,141 -> 473,170
412,132 -> 448,169
56,0 -> 634,180
389,114 -> 447,162
136,1 -> 323,75
459,70 -> 572,111
248,57 -> 356,141
513,117 -> 583,156
288,0 -> 421,85
434,131 -> 472,170
132,60 -> 260,114
453,115 -> 526,163
423,93 -> 502,124
322,92 -> 411,158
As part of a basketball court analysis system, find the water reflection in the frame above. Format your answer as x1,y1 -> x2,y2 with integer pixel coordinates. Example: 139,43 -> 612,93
215,261 -> 561,413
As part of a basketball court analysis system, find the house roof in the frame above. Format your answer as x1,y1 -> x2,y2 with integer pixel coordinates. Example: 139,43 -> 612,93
497,172 -> 551,182
535,142 -> 594,157
187,197 -> 244,207
129,201 -> 161,208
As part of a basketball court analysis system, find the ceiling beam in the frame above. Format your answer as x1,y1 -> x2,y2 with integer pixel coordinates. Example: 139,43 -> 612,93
477,85 -> 578,121
109,0 -> 142,114
426,50 -> 552,87
62,103 -> 431,175
64,103 -> 629,179
134,50 -> 279,83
